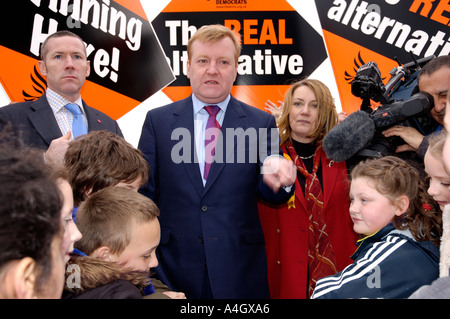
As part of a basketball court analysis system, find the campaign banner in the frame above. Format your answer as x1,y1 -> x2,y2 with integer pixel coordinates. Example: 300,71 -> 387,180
0,0 -> 174,120
315,0 -> 449,113
2,1 -> 446,145
153,0 -> 330,112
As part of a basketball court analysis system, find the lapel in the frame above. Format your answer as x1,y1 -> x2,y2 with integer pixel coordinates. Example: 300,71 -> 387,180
171,98 -> 204,198
83,101 -> 103,131
27,95 -> 62,145
294,180 -> 308,212
203,96 -> 247,195
320,152 -> 339,208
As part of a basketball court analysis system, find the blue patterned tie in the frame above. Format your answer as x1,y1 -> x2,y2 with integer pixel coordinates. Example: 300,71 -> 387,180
65,103 -> 88,138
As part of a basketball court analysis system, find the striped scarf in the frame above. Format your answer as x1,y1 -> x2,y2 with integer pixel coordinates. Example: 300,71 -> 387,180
284,140 -> 338,297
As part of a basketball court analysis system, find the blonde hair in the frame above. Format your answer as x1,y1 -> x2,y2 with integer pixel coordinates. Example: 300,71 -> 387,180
351,156 -> 441,244
278,79 -> 338,145
427,130 -> 449,174
187,24 -> 241,65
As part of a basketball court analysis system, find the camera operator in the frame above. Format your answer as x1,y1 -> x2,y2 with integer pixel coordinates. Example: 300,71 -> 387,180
383,55 -> 450,159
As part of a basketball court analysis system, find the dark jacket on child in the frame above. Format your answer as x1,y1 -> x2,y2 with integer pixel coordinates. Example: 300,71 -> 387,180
312,224 -> 440,299
63,255 -> 149,299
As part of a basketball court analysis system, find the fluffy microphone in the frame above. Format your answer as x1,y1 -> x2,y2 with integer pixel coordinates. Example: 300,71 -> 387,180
323,111 -> 376,162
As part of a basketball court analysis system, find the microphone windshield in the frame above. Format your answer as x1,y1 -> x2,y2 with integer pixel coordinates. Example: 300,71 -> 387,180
323,111 -> 376,162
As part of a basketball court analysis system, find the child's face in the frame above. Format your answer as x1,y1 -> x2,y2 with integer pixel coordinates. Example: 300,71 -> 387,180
58,179 -> 82,264
349,177 -> 406,236
110,218 -> 160,273
425,150 -> 450,210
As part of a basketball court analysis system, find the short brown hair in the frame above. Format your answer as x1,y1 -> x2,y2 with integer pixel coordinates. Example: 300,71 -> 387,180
64,130 -> 149,206
40,30 -> 86,61
187,24 -> 241,65
74,186 -> 159,255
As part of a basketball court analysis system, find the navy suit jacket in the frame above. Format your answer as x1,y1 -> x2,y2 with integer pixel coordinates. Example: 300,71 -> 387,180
0,94 -> 123,149
138,95 -> 293,299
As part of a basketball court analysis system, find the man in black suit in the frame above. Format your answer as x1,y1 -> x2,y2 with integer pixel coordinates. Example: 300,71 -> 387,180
0,30 -> 122,165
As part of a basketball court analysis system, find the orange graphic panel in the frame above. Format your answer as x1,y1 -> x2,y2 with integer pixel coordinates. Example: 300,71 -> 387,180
0,45 -> 140,120
322,30 -> 398,114
0,46 -> 40,103
0,0 -> 164,120
231,85 -> 291,111
162,86 -> 193,103
81,81 -> 141,120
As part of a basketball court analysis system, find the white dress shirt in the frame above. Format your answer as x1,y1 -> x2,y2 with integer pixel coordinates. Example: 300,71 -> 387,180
46,88 -> 87,140
192,93 -> 230,185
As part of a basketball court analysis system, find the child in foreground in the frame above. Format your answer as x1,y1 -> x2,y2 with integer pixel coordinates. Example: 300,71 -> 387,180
424,131 -> 450,277
409,96 -> 450,298
63,186 -> 185,299
312,156 -> 441,299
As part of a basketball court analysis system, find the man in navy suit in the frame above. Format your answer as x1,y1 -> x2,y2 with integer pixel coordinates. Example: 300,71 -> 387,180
0,30 -> 122,165
138,24 -> 296,299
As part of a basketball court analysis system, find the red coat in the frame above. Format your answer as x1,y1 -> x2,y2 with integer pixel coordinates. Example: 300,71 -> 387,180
258,152 -> 358,299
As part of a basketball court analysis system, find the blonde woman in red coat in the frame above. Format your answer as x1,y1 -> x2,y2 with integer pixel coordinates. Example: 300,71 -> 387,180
258,79 -> 358,299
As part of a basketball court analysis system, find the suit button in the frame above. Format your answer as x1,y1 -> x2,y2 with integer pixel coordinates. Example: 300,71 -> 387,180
201,205 -> 208,212
198,236 -> 204,243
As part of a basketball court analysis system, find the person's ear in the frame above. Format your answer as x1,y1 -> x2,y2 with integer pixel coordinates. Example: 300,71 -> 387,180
395,195 -> 410,216
84,187 -> 93,199
38,60 -> 47,77
94,246 -> 111,261
85,60 -> 91,77
186,59 -> 191,79
12,257 -> 37,299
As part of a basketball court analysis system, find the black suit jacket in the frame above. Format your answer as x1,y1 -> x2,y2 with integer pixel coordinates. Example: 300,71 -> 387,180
0,94 -> 123,149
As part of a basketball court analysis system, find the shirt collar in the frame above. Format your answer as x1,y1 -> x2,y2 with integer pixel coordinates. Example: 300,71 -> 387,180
351,223 -> 396,260
191,93 -> 230,115
46,88 -> 84,114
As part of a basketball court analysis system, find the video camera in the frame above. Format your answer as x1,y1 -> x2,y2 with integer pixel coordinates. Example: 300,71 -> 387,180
350,55 -> 436,158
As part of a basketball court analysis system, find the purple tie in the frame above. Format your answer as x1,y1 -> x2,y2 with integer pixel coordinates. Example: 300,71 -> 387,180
204,105 -> 221,181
